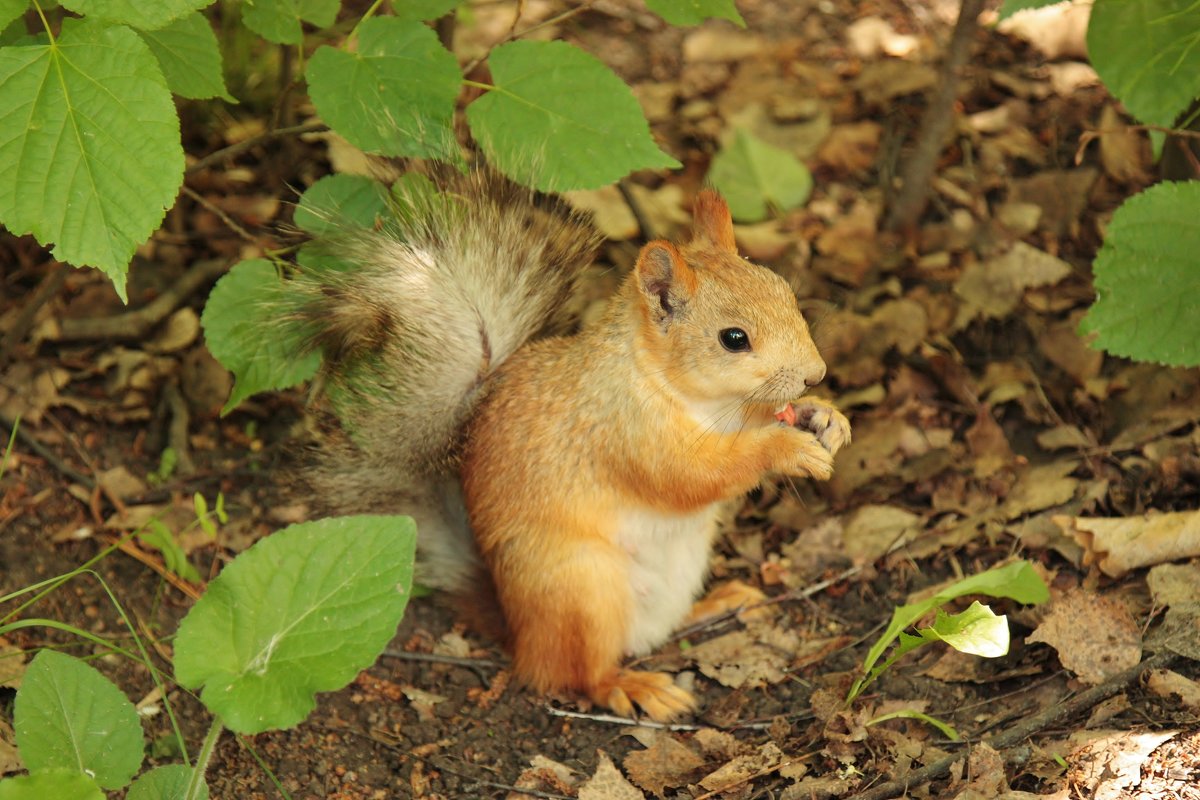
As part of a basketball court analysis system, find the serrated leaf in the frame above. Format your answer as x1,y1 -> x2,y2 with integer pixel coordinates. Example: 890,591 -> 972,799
0,0 -> 27,30
14,651 -> 143,790
59,0 -> 213,30
0,772 -> 104,800
997,0 -> 1062,20
466,40 -> 679,192
174,515 -> 416,734
242,0 -> 339,44
200,259 -> 321,413
0,19 -> 183,301
925,602 -> 1009,658
392,0 -> 460,20
1080,181 -> 1200,366
294,174 -> 390,234
644,0 -> 744,27
127,765 -> 209,800
1087,0 -> 1200,127
137,11 -> 233,101
306,17 -> 459,160
707,128 -> 812,222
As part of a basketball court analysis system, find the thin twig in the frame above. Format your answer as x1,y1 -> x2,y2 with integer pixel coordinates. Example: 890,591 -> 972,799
185,121 -> 329,176
462,1 -> 596,75
845,651 -> 1181,800
544,705 -> 703,731
180,186 -> 258,244
884,0 -> 986,232
0,263 -> 69,368
382,649 -> 506,670
51,259 -> 228,342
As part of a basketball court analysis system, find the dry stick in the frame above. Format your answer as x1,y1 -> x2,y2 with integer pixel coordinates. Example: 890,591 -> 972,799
180,185 -> 258,244
185,121 -> 329,176
51,259 -> 228,342
845,650 -> 1181,800
883,0 -> 986,232
0,263 -> 70,368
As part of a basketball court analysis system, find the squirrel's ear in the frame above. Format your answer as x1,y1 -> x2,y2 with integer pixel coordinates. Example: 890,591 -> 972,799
636,241 -> 696,323
691,190 -> 737,254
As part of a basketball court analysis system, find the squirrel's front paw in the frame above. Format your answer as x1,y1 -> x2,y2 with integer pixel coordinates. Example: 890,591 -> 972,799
778,428 -> 834,480
592,669 -> 696,722
779,398 -> 851,456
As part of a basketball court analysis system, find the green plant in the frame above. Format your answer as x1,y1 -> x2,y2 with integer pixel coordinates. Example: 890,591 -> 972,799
999,0 -> 1200,367
0,0 -> 745,300
846,560 -> 1048,703
0,515 -> 416,799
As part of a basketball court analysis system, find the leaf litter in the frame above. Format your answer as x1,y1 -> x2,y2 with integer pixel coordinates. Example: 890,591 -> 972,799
1,0 -> 1199,797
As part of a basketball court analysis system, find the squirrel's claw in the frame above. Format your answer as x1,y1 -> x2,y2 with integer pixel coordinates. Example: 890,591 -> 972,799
592,669 -> 696,722
783,398 -> 852,456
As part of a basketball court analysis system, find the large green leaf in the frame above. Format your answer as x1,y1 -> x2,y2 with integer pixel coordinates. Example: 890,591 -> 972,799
707,128 -> 812,222
0,772 -> 104,800
293,174 -> 390,235
0,18 -> 183,301
0,0 -> 27,30
1087,0 -> 1200,127
306,17 -> 460,160
174,515 -> 417,734
59,0 -> 213,30
241,0 -> 339,45
200,258 -> 321,413
1080,182 -> 1200,366
466,40 -> 679,191
127,765 -> 209,800
137,11 -> 233,101
13,651 -> 144,790
644,0 -> 744,27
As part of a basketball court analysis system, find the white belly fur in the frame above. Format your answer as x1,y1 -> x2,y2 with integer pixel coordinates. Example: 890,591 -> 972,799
618,504 -> 722,655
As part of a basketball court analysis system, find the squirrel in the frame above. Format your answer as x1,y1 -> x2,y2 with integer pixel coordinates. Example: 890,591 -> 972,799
296,168 -> 851,721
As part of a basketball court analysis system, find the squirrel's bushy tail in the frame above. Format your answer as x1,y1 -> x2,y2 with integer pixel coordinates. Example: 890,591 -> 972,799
296,168 -> 601,590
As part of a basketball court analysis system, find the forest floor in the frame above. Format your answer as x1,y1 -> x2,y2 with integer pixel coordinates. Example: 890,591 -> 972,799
2,0 -> 1200,798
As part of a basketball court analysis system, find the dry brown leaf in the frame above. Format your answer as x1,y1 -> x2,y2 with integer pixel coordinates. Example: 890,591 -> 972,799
566,186 -> 639,240
0,718 -> 21,776
780,775 -> 857,800
623,734 -> 705,798
1039,314 -> 1103,386
953,243 -> 1072,328
508,755 -> 580,800
1097,104 -> 1151,184
1145,669 -> 1200,714
841,504 -> 922,564
966,407 -> 1014,478
814,121 -> 882,175
1009,168 -> 1098,237
0,362 -> 71,425
854,60 -> 938,105
0,638 -> 26,690
1036,425 -> 1091,451
699,742 -> 783,793
1057,510 -> 1200,577
1146,562 -> 1200,607
725,103 -> 831,161
686,625 -> 799,688
578,751 -> 645,800
682,27 -> 764,62
1003,460 -> 1079,519
1066,729 -> 1180,800
1028,588 -> 1142,684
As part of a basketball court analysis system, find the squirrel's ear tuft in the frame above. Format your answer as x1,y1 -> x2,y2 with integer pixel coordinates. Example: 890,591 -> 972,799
636,241 -> 695,323
691,190 -> 737,254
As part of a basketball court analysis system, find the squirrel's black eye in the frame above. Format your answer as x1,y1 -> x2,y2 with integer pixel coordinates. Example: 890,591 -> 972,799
719,327 -> 751,352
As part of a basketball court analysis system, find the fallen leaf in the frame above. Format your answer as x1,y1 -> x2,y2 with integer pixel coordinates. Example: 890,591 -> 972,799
578,751 -> 645,800
686,626 -> 799,688
566,186 -> 639,240
1066,729 -> 1180,800
1097,104 -> 1150,184
953,243 -> 1072,328
1028,588 -> 1142,684
1146,563 -> 1200,607
624,735 -> 705,798
1145,669 -> 1200,714
845,16 -> 918,58
841,504 -> 922,564
1057,510 -> 1200,577
998,2 -> 1090,60
699,742 -> 783,793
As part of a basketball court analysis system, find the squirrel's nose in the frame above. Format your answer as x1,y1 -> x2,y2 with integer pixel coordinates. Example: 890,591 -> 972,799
804,359 -> 827,387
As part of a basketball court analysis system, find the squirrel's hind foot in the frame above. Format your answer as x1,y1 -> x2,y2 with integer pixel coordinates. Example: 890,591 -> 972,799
591,669 -> 696,722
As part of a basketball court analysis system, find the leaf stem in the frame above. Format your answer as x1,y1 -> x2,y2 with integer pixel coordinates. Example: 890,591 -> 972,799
186,718 -> 225,800
347,0 -> 387,47
462,79 -> 493,92
30,0 -> 55,44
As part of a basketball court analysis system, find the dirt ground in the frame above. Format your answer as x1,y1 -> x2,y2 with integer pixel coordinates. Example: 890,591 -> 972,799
3,0 -> 1200,798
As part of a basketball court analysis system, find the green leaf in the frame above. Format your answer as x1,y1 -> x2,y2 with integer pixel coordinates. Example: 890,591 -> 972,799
0,772 -> 104,800
174,515 -> 417,734
466,40 -> 679,191
707,128 -> 812,222
137,11 -> 233,101
241,0 -> 339,44
392,0 -> 460,20
127,765 -> 209,800
200,258 -> 322,413
867,709 -> 960,741
306,17 -> 460,160
644,0 -> 744,27
997,0 -> 1062,20
1087,0 -> 1200,127
14,651 -> 144,790
139,520 -> 203,583
0,18 -> 183,301
59,0 -> 213,30
1080,182 -> 1200,366
0,0 -> 27,30
294,174 -> 390,235
924,601 -> 1009,658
